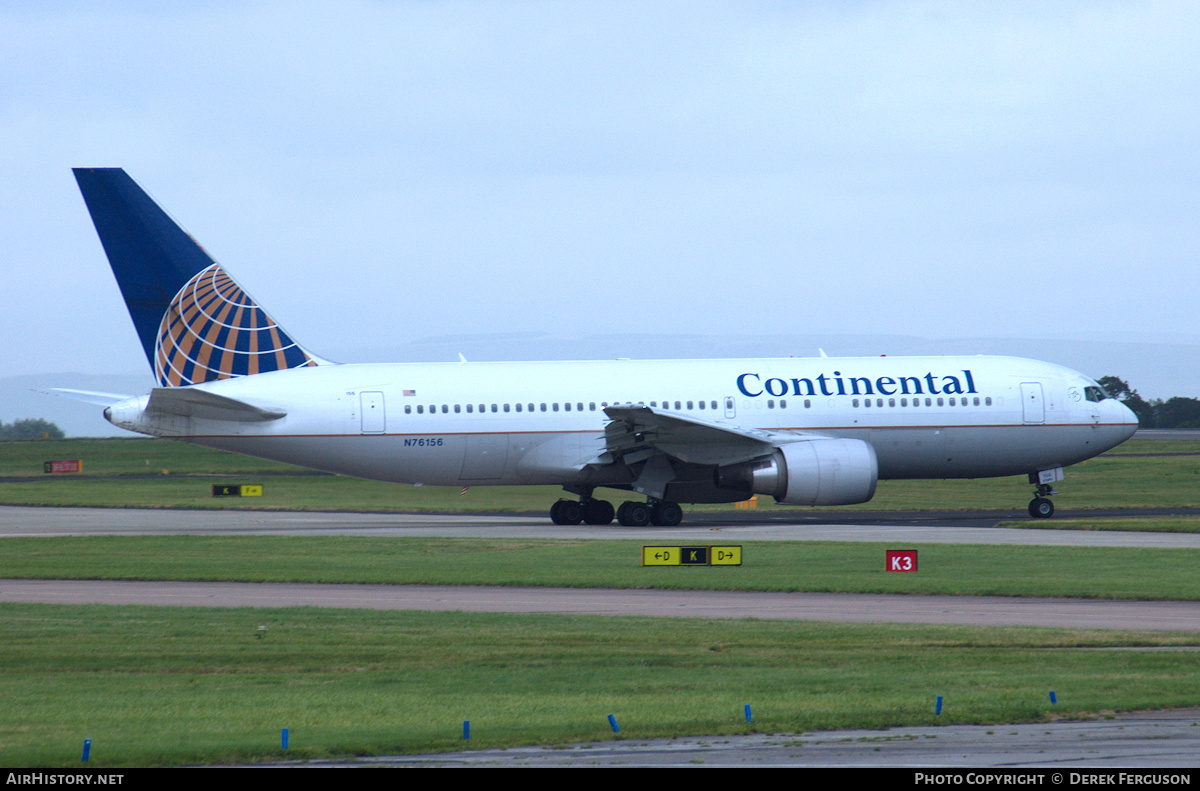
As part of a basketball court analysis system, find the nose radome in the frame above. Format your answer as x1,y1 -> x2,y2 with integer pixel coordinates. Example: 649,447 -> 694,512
1111,399 -> 1139,441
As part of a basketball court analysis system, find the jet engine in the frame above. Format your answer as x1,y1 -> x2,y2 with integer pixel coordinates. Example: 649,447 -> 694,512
717,438 -> 878,506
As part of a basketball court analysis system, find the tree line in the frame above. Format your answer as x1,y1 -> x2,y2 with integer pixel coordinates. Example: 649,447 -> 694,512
0,419 -> 65,440
1098,376 -> 1200,429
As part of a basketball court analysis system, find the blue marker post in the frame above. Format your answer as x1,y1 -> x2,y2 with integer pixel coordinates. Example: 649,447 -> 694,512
1050,691 -> 1057,705
282,728 -> 289,749
81,739 -> 91,762
744,704 -> 752,723
608,714 -> 620,733
463,721 -> 470,740
936,695 -> 943,715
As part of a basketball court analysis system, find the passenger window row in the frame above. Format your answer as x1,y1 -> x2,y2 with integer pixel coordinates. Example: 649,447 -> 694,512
403,400 -> 726,415
764,399 -> 813,409
406,402 -> 594,415
400,396 -> 992,415
851,396 -> 992,408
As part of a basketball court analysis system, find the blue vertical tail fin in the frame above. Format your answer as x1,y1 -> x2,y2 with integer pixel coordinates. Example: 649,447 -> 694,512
73,168 -> 327,387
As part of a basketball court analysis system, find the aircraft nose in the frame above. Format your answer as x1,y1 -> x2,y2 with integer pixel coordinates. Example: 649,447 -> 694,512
1112,398 -> 1139,441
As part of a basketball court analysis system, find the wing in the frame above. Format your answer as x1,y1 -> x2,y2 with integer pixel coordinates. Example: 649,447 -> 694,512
598,404 -> 838,502
602,404 -> 816,466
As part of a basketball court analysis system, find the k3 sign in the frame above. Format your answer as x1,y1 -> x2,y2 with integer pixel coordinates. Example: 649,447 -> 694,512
886,550 -> 918,573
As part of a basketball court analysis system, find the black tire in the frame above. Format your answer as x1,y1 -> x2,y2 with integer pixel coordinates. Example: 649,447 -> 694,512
551,499 -> 583,525
651,501 -> 683,527
618,501 -> 651,527
558,499 -> 583,525
583,499 -> 615,525
1028,497 -> 1054,519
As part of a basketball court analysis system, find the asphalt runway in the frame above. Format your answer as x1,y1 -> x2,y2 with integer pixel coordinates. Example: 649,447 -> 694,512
5,505 -> 1200,768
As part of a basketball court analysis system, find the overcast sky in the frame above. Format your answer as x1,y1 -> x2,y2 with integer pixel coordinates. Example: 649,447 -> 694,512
4,1 -> 1198,387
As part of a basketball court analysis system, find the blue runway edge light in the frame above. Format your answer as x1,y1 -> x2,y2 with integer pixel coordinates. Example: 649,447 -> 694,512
608,714 -> 620,733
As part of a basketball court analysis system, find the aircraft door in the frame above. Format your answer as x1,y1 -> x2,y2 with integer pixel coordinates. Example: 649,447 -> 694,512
360,391 -> 385,433
725,396 -> 736,419
1020,383 -> 1044,424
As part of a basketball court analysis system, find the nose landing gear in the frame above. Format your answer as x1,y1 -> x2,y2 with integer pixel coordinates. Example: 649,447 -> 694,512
1028,483 -> 1056,518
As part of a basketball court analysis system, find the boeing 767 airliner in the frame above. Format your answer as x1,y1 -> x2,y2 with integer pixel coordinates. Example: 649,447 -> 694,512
71,168 -> 1138,526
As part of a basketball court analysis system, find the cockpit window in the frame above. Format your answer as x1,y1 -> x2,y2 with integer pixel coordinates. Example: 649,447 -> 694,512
1084,386 -> 1107,403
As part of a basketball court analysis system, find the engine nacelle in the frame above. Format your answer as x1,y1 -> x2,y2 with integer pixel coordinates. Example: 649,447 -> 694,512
717,439 -> 878,506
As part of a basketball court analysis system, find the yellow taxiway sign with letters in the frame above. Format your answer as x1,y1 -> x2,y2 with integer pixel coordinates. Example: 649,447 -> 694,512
642,546 -> 742,566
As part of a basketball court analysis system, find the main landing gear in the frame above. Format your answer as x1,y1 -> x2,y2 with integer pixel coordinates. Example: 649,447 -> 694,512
549,497 -> 684,526
1028,483 -> 1056,519
550,498 -> 615,525
616,500 -> 683,527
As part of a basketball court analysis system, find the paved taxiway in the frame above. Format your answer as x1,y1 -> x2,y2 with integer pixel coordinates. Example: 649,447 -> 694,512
5,505 -> 1200,767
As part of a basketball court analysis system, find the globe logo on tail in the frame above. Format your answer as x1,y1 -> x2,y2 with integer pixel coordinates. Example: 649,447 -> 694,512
154,264 -> 316,387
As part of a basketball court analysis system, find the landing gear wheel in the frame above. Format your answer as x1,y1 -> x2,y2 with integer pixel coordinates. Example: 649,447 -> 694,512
650,501 -> 683,527
617,501 -> 651,527
550,499 -> 583,525
582,499 -> 615,525
1028,497 -> 1054,519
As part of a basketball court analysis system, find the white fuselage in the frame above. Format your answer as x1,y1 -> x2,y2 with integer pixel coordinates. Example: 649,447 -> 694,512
105,355 -> 1138,495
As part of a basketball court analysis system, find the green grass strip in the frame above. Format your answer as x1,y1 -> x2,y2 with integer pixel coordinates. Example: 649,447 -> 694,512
2,603 -> 1198,766
7,536 -> 1200,600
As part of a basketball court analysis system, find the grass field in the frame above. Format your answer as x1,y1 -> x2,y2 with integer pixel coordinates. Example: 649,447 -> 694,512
3,436 -> 1200,766
3,604 -> 1199,767
6,536 -> 1200,600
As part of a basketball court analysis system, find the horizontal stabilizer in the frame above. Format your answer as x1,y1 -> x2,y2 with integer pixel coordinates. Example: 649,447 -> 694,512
44,388 -> 136,407
145,387 -> 286,423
